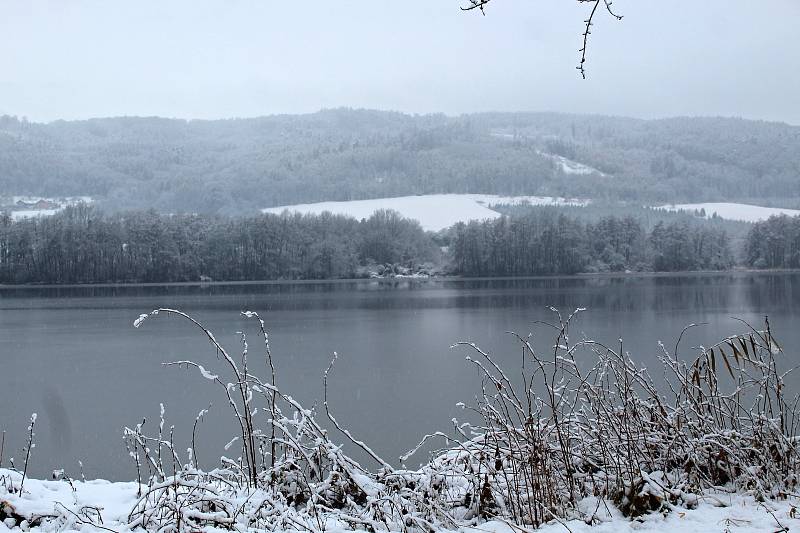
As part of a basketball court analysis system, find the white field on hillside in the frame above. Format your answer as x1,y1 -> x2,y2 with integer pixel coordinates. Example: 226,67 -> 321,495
5,196 -> 94,221
262,194 -> 588,232
10,208 -> 62,221
657,202 -> 800,223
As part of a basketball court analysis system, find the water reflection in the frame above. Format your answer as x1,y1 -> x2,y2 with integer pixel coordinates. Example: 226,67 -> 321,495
1,272 -> 798,480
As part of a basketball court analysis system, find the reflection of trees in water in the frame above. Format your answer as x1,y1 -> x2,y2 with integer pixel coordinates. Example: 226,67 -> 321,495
4,273 -> 799,316
744,273 -> 800,312
449,275 -> 740,314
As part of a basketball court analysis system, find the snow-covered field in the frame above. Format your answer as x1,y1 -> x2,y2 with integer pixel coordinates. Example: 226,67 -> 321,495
262,194 -> 588,232
9,196 -> 93,205
4,197 -> 94,221
0,468 -> 795,532
9,209 -> 61,221
657,202 -> 800,223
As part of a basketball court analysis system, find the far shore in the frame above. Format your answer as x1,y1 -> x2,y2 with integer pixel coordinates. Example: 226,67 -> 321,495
1,267 -> 799,290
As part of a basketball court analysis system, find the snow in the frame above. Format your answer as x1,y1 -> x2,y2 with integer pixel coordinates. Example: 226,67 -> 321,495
1,468 -> 796,532
488,132 -> 608,177
9,210 -> 61,221
657,202 -> 800,223
547,153 -> 608,176
262,194 -> 589,232
10,196 -> 93,205
5,197 -> 94,221
0,469 -> 139,531
489,132 -> 516,140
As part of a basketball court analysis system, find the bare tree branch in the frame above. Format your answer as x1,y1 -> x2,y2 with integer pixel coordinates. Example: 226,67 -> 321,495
462,0 -> 624,78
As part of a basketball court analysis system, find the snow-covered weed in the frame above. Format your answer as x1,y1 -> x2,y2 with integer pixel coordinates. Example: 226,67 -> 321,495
424,310 -> 800,527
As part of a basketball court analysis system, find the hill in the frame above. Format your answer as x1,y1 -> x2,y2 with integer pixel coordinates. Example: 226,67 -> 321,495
0,110 -> 798,214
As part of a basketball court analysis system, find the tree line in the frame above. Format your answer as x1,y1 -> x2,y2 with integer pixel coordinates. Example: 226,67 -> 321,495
0,206 -> 438,284
450,212 -> 734,276
745,215 -> 800,268
0,206 -> 747,284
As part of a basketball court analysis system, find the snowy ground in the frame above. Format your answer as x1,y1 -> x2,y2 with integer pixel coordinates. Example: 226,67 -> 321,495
262,194 -> 588,232
9,196 -> 93,205
656,202 -> 800,223
5,197 -> 94,221
488,131 -> 608,177
9,209 -> 62,221
545,153 -> 609,177
1,468 -> 797,532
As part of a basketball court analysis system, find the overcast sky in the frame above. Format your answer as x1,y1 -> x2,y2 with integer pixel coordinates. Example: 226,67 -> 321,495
1,0 -> 798,124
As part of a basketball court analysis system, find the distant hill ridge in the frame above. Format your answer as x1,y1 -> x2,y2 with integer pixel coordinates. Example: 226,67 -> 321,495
0,109 -> 797,214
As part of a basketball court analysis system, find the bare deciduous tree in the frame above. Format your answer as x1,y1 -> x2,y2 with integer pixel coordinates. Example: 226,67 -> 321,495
462,0 -> 623,78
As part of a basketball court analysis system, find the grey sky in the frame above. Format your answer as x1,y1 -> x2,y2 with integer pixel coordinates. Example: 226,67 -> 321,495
1,0 -> 798,124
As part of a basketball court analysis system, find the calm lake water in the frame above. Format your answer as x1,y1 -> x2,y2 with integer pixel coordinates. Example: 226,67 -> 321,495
2,273 -> 799,480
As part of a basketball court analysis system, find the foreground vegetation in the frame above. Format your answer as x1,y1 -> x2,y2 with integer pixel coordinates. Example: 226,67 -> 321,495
1,309 -> 797,532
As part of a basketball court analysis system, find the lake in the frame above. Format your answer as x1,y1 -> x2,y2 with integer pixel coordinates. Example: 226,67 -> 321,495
2,272 -> 799,481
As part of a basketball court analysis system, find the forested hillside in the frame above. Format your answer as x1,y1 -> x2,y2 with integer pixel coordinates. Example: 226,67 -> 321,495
1,110 -> 798,214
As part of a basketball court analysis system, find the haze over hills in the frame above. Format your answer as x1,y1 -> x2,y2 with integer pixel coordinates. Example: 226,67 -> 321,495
1,109 -> 798,215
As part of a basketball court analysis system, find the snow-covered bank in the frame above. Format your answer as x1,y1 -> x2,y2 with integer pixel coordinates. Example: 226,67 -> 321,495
656,202 -> 800,223
262,194 -> 588,232
1,468 -> 796,532
0,469 -> 136,531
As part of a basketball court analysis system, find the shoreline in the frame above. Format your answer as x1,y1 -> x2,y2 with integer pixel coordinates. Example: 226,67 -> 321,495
1,268 -> 800,290
1,469 -> 797,533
